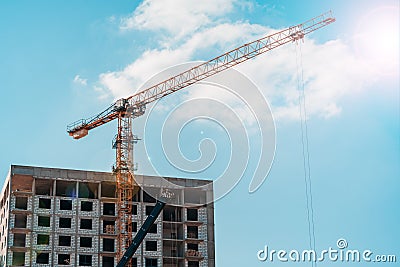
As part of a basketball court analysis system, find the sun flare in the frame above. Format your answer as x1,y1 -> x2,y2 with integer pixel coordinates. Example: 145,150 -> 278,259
354,6 -> 399,75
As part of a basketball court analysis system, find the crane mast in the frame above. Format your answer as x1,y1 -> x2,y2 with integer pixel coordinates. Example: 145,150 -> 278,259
67,11 -> 335,266
115,110 -> 135,258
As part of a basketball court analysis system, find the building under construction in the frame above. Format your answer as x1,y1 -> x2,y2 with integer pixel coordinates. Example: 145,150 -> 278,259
0,165 -> 215,267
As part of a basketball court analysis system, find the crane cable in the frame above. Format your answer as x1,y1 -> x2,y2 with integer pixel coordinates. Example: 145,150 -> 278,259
295,41 -> 317,267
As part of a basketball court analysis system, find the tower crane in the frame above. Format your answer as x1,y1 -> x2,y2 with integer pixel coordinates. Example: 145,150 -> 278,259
67,11 -> 335,267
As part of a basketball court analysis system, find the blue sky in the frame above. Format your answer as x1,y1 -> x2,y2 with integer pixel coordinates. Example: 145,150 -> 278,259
0,0 -> 399,266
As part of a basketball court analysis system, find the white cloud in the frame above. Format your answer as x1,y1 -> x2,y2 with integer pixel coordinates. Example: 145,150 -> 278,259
98,22 -> 267,100
73,75 -> 87,86
99,48 -> 192,100
95,1 -> 389,121
93,86 -> 111,100
121,0 -> 237,39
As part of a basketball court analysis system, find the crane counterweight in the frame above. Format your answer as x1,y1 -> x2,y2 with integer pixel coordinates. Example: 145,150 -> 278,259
70,128 -> 88,139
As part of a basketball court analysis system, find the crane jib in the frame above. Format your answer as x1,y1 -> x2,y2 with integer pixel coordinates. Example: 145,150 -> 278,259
67,11 -> 335,138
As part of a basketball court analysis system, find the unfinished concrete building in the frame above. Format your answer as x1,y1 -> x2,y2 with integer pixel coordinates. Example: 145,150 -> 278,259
0,165 -> 215,267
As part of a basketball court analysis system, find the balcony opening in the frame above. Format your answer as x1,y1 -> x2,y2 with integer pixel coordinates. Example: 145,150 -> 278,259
12,252 -> 25,266
163,222 -> 183,239
163,240 -> 184,258
103,238 -> 114,252
130,258 -> 138,267
56,181 -> 77,197
145,258 -> 158,267
103,203 -> 115,216
12,175 -> 33,193
59,217 -> 71,228
187,243 -> 198,251
60,199 -> 72,210
163,206 -> 182,222
80,237 -> 92,248
188,261 -> 200,267
148,223 -> 157,234
145,205 -> 154,216
35,179 -> 53,196
38,216 -> 50,227
79,254 -> 92,266
58,254 -> 71,265
102,256 -> 114,267
13,233 -> 26,247
80,219 -> 92,230
145,241 -> 157,251
39,198 -> 51,209
15,197 -> 28,210
187,226 -> 198,239
78,182 -> 98,199
36,252 -> 49,264
81,201 -> 93,211
37,234 -> 50,245
101,182 -> 116,198
187,209 -> 198,221
103,220 -> 115,234
59,235 -> 71,246
15,214 -> 27,228
131,204 -> 137,215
